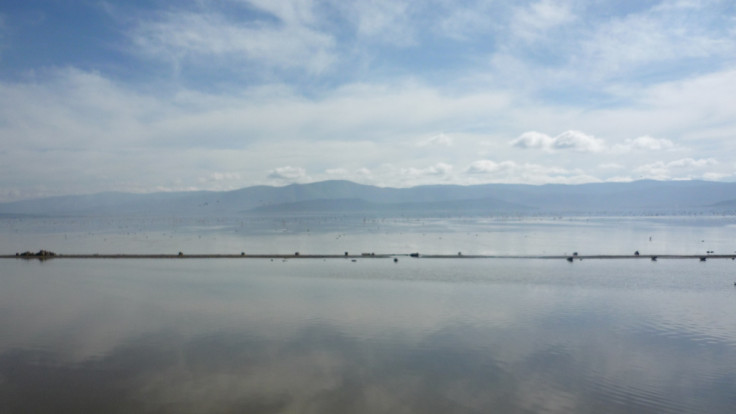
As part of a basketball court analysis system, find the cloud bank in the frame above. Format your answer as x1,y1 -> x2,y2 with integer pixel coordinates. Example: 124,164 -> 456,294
0,1 -> 735,200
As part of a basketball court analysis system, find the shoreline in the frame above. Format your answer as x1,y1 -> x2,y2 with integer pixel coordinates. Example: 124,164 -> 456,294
2,253 -> 734,260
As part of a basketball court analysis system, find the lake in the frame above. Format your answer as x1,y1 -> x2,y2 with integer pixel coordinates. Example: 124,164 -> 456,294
1,215 -> 736,413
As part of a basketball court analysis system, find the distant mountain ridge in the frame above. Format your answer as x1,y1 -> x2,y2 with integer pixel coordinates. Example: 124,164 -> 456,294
2,179 -> 736,216
247,197 -> 531,214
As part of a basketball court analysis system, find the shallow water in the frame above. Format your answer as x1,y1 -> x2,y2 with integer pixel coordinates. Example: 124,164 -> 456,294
1,257 -> 736,413
1,216 -> 736,413
2,215 -> 735,256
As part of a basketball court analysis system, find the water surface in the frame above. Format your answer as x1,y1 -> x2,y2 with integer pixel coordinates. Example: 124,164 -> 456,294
1,256 -> 735,413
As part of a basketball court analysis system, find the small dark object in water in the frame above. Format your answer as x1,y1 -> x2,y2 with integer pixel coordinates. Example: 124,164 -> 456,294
17,250 -> 57,261
634,251 -> 640,256
351,259 -> 357,262
566,257 -> 574,262
19,250 -> 56,257
241,252 -> 245,256
651,256 -> 657,261
700,257 -> 706,262
345,252 -> 348,256
573,252 -> 578,256
295,252 -> 300,256
410,253 -> 419,258
178,252 -> 183,256
393,258 -> 398,263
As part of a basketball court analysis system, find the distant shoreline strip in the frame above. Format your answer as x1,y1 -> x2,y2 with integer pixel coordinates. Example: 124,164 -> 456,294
2,254 -> 735,260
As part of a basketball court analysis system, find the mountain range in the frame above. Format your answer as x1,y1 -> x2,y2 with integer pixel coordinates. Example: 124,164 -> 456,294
2,180 -> 736,216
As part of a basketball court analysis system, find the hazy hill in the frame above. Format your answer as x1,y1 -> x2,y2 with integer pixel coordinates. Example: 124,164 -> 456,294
1,179 -> 736,216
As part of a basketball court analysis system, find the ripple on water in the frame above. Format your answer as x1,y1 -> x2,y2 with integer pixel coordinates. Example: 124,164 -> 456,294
589,375 -> 688,414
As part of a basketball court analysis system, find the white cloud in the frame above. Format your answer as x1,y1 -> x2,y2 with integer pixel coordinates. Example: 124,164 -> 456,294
240,0 -> 318,25
194,172 -> 244,191
605,176 -> 636,183
598,163 -> 624,170
510,0 -> 574,41
2,59 -> 736,201
552,130 -> 605,152
668,158 -> 718,168
512,131 -> 679,155
198,172 -> 241,183
635,158 -> 718,180
576,5 -> 734,80
415,133 -> 453,147
130,9 -> 335,73
653,0 -> 715,12
268,165 -> 311,183
344,0 -> 415,46
620,136 -> 675,151
509,131 -> 554,150
702,172 -> 730,181
0,68 -> 160,150
466,160 -> 517,174
401,162 -> 453,178
437,6 -> 494,40
267,166 -> 308,181
464,160 -> 599,185
325,168 -> 348,175
510,130 -> 605,152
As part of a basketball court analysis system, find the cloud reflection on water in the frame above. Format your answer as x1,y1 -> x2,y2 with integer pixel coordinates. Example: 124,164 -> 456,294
1,259 -> 735,413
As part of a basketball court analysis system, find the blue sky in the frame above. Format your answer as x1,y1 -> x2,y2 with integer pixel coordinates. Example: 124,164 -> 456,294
1,0 -> 735,201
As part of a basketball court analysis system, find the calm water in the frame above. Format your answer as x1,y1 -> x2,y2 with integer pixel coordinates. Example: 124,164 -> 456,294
1,216 -> 736,413
2,214 -> 736,255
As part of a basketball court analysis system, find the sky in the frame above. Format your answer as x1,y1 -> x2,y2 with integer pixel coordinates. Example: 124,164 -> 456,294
1,0 -> 735,201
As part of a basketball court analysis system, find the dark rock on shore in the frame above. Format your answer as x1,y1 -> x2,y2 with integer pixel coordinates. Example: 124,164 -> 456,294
18,250 -> 56,257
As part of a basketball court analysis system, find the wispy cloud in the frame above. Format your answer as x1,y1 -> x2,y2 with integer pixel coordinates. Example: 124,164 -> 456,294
415,133 -> 453,147
129,7 -> 335,74
465,160 -> 599,184
635,158 -> 719,180
350,0 -> 415,46
0,1 -> 735,200
436,4 -> 496,41
578,11 -> 732,79
401,162 -> 453,178
616,136 -> 676,151
510,130 -> 605,153
267,166 -> 309,182
510,0 -> 574,42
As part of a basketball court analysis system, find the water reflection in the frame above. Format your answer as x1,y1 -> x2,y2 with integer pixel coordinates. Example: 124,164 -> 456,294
1,259 -> 735,413
3,215 -> 736,256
